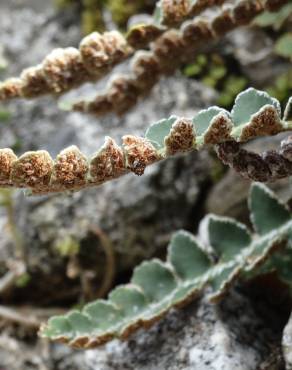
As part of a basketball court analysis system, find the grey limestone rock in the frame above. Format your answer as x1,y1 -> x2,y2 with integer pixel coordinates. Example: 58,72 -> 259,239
283,312 -> 292,370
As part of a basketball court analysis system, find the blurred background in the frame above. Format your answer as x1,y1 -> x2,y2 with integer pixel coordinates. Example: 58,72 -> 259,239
0,0 -> 291,369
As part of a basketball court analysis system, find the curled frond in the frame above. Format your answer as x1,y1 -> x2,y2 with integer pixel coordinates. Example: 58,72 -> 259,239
0,89 -> 291,195
215,136 -> 292,182
39,183 -> 292,348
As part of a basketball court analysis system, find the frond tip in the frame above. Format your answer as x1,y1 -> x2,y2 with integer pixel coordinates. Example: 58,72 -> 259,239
40,183 -> 292,349
216,136 -> 292,182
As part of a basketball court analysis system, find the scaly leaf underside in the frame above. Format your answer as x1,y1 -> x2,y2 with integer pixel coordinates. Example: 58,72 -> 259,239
215,135 -> 292,182
72,0 -> 288,116
0,0 -> 230,102
0,88 -> 291,195
39,183 -> 292,349
0,0 -> 288,119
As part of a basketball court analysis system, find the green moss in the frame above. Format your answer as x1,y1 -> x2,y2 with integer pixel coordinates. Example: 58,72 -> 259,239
275,33 -> 292,60
54,0 -> 156,34
266,69 -> 292,103
15,273 -> 31,288
81,8 -> 105,34
0,109 -> 11,123
0,189 -> 13,207
54,0 -> 73,9
0,48 -> 8,71
55,236 -> 80,257
210,156 -> 226,183
183,54 -> 247,109
217,76 -> 247,107
108,0 -> 153,29
254,3 -> 292,30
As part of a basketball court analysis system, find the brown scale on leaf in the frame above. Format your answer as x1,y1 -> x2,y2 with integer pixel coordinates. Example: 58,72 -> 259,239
152,30 -> 185,73
89,137 -> 126,183
212,8 -> 236,36
42,48 -> 91,94
161,0 -> 190,27
107,77 -> 140,115
203,113 -> 233,144
233,0 -> 263,25
73,95 -> 113,116
0,78 -> 22,100
232,151 -> 272,182
215,136 -> 292,182
239,105 -> 283,141
10,151 -> 53,188
0,32 -> 130,101
80,31 -> 130,73
262,151 -> 292,179
265,0 -> 287,11
214,141 -> 240,164
132,52 -> 161,90
126,25 -> 164,49
70,0 -> 289,117
165,118 -> 195,155
189,0 -> 213,15
123,136 -> 160,176
20,65 -> 52,98
0,0 -> 289,109
51,146 -> 88,188
0,149 -> 17,184
182,19 -> 214,46
189,0 -> 226,15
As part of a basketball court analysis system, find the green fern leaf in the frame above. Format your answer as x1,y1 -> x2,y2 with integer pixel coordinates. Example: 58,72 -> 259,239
40,184 -> 292,348
249,183 -> 291,235
145,115 -> 178,149
231,87 -> 281,126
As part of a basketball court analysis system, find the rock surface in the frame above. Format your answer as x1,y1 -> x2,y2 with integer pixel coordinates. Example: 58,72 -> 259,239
283,312 -> 292,370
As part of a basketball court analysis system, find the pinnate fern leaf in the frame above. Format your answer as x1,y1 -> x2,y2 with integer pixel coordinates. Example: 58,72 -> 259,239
146,87 -> 290,152
40,183 -> 292,348
0,88 -> 291,195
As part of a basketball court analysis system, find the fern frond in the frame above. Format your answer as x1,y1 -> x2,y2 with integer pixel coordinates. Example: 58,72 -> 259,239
0,0 -> 231,102
0,88 -> 291,195
71,0 -> 288,117
0,31 -> 132,100
39,183 -> 292,349
0,0 -> 287,116
153,0 -> 226,27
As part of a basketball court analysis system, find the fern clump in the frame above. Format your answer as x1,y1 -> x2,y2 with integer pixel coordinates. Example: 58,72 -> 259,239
40,183 -> 292,349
